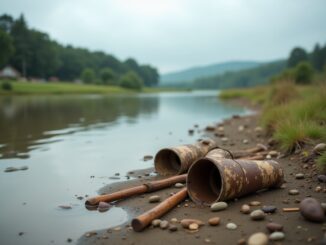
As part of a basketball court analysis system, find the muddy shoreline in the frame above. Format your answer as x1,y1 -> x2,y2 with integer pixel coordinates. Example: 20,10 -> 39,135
78,113 -> 325,245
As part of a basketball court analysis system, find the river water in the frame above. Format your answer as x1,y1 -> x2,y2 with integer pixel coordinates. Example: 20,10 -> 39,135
0,91 -> 248,244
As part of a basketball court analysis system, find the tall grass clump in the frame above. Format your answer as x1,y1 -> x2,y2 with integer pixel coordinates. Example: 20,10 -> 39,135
316,152 -> 326,173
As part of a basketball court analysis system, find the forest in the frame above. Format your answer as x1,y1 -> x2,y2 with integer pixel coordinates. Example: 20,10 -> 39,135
0,14 -> 159,87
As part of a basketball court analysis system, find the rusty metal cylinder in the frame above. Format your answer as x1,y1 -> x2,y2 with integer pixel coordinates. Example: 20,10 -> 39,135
187,155 -> 284,205
154,139 -> 218,176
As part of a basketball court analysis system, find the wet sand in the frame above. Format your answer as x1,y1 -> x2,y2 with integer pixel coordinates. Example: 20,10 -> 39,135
78,114 -> 325,245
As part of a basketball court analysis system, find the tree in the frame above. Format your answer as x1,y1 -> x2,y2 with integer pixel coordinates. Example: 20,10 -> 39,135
100,68 -> 117,85
288,47 -> 308,68
0,14 -> 14,33
0,29 -> 14,66
81,68 -> 95,83
119,71 -> 144,90
293,61 -> 314,84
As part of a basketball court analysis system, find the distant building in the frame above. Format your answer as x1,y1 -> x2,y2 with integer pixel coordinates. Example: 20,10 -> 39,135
0,66 -> 21,79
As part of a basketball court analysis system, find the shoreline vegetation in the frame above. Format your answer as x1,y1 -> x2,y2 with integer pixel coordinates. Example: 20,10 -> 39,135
0,80 -> 189,95
219,83 -> 326,172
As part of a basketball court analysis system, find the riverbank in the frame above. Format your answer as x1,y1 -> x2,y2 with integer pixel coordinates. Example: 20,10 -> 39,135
0,80 -> 188,95
78,112 -> 326,245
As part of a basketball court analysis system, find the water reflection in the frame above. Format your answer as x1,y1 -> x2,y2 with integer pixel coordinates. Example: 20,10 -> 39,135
0,95 -> 159,159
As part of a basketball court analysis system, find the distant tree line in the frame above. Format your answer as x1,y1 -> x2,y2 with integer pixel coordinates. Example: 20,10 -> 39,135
0,14 -> 159,88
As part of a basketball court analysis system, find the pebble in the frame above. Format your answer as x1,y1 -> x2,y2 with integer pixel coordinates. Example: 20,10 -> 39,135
238,238 -> 246,245
238,125 -> 245,132
152,219 -> 161,227
4,167 -> 19,172
143,155 -> 153,161
250,210 -> 266,220
77,196 -> 84,200
313,143 -> 326,154
266,222 -> 283,232
243,139 -> 249,144
240,204 -> 251,214
211,202 -> 228,211
208,217 -> 220,226
175,183 -> 184,188
204,238 -> 211,243
149,195 -> 161,203
206,125 -> 215,131
262,205 -> 277,213
181,219 -> 204,228
317,175 -> 326,183
189,223 -> 199,230
160,220 -> 169,229
58,205 -> 72,209
226,223 -> 237,230
295,173 -> 305,179
300,197 -> 324,223
169,224 -> 178,232
248,232 -> 268,245
221,137 -> 229,142
249,201 -> 261,206
98,202 -> 111,212
113,226 -> 121,231
254,126 -> 263,132
268,151 -> 278,157
188,129 -> 194,134
288,189 -> 299,195
170,218 -> 178,223
315,186 -> 322,192
269,231 -> 285,241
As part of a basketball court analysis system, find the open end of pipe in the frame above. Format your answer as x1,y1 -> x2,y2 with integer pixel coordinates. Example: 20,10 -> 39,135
131,218 -> 144,232
187,159 -> 222,205
154,149 -> 181,175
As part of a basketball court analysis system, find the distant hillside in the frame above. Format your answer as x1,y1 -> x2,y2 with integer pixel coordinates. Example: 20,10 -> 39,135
193,60 -> 286,89
160,61 -> 262,85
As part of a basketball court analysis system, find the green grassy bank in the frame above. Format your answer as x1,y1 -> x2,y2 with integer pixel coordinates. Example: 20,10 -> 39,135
220,83 -> 326,172
0,80 -> 186,95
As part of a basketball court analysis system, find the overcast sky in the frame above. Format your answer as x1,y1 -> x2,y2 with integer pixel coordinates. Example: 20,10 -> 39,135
1,0 -> 326,73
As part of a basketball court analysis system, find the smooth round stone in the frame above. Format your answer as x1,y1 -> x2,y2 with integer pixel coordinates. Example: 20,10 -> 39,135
152,219 -> 161,227
149,195 -> 161,203
98,202 -> 111,212
268,151 -> 278,157
221,137 -> 228,142
211,202 -> 228,212
300,198 -> 324,223
243,139 -> 249,144
269,232 -> 285,241
262,205 -> 277,213
288,189 -> 299,195
208,217 -> 220,226
169,224 -> 178,232
189,223 -> 199,230
226,223 -> 237,230
240,204 -> 251,214
317,175 -> 326,183
266,222 -> 283,232
313,143 -> 326,154
250,210 -> 266,220
160,220 -> 169,229
248,232 -> 268,245
175,183 -> 184,188
295,173 -> 305,179
170,218 -> 178,223
250,201 -> 261,206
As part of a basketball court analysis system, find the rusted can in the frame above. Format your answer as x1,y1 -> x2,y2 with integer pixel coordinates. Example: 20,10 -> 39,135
187,153 -> 284,205
154,139 -> 219,176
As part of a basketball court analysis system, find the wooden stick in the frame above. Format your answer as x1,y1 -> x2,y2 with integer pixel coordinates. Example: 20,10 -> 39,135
131,188 -> 188,232
282,207 -> 300,212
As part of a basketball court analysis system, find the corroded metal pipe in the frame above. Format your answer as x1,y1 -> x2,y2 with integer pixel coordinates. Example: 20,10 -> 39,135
131,188 -> 188,232
187,155 -> 284,205
85,174 -> 187,206
154,139 -> 218,176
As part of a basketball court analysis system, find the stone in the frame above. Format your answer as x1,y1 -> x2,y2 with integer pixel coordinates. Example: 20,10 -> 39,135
238,238 -> 246,245
315,186 -> 322,192
269,232 -> 285,241
77,196 -> 84,200
204,238 -> 211,243
4,167 -> 19,172
180,219 -> 204,228
243,139 -> 249,144
226,223 -> 237,230
248,232 -> 268,245
205,125 -> 215,131
262,205 -> 277,213
189,223 -> 199,230
317,175 -> 326,183
58,205 -> 72,209
188,129 -> 194,134
211,202 -> 228,211
20,166 -> 29,171
313,143 -> 326,154
160,220 -> 169,229
268,151 -> 278,157
98,202 -> 111,212
175,183 -> 184,188
149,195 -> 161,203
221,137 -> 228,142
288,189 -> 299,195
169,224 -> 178,232
238,125 -> 245,132
266,222 -> 283,232
249,201 -> 261,206
254,126 -> 263,132
208,217 -> 220,226
152,219 -> 161,227
250,210 -> 266,220
143,155 -> 153,161
240,204 -> 251,214
170,218 -> 178,223
295,173 -> 305,179
300,197 -> 324,223
113,226 -> 121,231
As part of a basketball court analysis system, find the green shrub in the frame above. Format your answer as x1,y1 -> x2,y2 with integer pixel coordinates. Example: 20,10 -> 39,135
1,81 -> 12,91
294,61 -> 314,84
119,71 -> 143,90
316,152 -> 326,173
81,68 -> 96,84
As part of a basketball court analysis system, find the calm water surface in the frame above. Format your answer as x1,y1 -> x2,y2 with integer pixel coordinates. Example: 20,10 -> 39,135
0,91 -> 248,244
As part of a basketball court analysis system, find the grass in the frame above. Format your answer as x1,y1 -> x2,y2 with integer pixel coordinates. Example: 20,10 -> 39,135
317,152 -> 326,173
220,82 -> 326,172
0,80 -> 186,95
